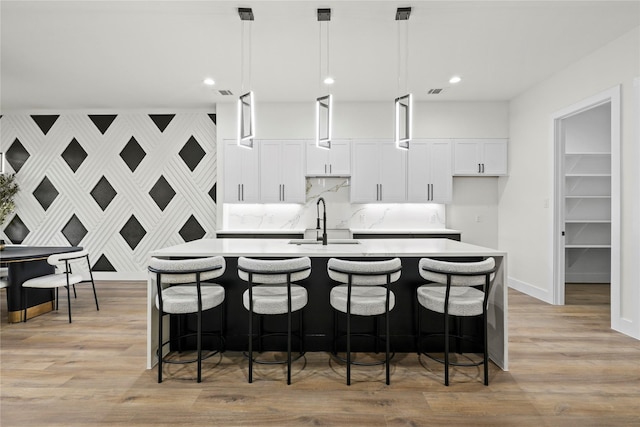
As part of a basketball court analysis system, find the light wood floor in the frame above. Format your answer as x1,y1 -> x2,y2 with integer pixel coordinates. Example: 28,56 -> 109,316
1,282 -> 639,426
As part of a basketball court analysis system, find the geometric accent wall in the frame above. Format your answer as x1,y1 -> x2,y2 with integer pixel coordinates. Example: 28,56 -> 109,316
0,113 -> 217,276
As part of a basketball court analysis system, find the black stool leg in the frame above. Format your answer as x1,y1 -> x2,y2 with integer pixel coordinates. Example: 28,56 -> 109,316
385,308 -> 390,385
287,308 -> 292,385
158,312 -> 163,383
346,311 -> 351,386
66,285 -> 72,323
483,309 -> 489,386
248,308 -> 253,383
444,312 -> 449,386
197,308 -> 202,383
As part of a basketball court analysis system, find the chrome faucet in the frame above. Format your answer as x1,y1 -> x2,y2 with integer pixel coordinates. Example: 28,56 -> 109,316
316,197 -> 328,245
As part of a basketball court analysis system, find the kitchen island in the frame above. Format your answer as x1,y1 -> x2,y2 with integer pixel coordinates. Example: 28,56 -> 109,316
147,238 -> 508,371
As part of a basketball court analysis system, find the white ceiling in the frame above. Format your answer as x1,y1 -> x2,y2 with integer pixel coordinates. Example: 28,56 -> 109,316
1,0 -> 639,111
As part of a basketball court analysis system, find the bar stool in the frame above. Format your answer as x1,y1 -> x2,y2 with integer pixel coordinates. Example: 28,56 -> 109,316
21,250 -> 99,323
149,256 -> 226,383
327,258 -> 402,385
416,257 -> 496,386
238,257 -> 311,385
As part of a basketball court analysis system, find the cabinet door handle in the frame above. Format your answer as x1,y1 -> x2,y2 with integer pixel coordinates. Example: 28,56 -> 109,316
431,184 -> 434,201
238,184 -> 241,201
379,184 -> 383,201
482,163 -> 485,173
478,163 -> 481,173
329,164 -> 332,174
282,184 -> 285,201
325,164 -> 327,174
242,184 -> 244,201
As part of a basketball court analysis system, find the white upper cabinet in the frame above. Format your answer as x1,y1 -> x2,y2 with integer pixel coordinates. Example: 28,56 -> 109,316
351,140 -> 407,203
260,140 -> 305,203
306,140 -> 351,176
223,140 -> 260,203
407,139 -> 453,203
453,139 -> 508,176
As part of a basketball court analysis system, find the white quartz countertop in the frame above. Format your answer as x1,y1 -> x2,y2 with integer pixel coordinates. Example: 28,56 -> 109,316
350,228 -> 460,234
215,229 -> 305,234
216,228 -> 460,235
150,238 -> 503,258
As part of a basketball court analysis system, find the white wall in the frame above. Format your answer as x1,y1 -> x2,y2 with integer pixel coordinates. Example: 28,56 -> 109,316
502,27 -> 640,338
217,100 -> 508,247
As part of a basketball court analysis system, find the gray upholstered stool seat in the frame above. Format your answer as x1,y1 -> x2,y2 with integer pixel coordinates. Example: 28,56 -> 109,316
149,256 -> 226,383
242,284 -> 308,315
158,285 -> 225,314
238,256 -> 311,385
416,257 -> 496,386
327,257 -> 402,385
0,267 -> 8,279
21,250 -> 99,323
417,286 -> 484,317
330,286 -> 396,316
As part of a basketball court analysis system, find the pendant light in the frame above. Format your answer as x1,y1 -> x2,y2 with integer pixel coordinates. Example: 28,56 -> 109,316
316,8 -> 333,150
394,7 -> 412,150
238,8 -> 255,149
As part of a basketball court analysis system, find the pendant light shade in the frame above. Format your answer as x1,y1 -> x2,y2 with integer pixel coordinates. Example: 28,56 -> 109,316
394,7 -> 412,150
316,8 -> 333,150
237,8 -> 255,149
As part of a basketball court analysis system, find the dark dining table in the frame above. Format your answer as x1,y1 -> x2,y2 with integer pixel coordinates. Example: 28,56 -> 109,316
0,245 -> 82,323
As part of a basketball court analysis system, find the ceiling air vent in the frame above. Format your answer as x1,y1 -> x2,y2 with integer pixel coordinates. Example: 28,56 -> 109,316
218,90 -> 233,96
428,88 -> 443,95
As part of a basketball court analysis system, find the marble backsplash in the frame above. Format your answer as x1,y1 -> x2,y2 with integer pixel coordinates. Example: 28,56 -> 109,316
222,178 -> 446,231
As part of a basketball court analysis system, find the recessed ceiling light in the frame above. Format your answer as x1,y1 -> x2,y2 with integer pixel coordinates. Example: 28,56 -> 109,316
203,78 -> 215,86
449,76 -> 462,84
323,76 -> 335,85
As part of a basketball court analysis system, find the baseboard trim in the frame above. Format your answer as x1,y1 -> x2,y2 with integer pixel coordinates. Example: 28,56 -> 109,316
508,276 -> 552,304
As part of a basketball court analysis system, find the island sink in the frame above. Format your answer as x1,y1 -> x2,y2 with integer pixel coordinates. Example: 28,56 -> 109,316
288,239 -> 361,245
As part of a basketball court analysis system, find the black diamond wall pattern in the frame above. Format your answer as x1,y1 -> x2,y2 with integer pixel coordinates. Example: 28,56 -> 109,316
31,115 -> 59,135
61,138 -> 88,173
0,113 -> 217,276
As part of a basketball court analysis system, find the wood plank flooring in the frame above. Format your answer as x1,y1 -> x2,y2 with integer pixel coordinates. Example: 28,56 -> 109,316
1,282 -> 639,426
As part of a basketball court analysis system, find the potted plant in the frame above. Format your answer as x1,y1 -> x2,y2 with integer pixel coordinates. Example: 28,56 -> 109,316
0,173 -> 19,249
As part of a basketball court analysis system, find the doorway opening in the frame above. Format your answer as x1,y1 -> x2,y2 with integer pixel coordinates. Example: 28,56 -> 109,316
552,86 -> 620,325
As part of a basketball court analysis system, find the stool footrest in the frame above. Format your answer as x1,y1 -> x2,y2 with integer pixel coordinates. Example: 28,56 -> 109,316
420,351 -> 484,367
243,351 -> 305,365
158,332 -> 224,365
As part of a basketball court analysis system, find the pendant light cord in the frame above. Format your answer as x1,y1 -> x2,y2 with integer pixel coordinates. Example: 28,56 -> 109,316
240,20 -> 252,93
397,19 -> 409,95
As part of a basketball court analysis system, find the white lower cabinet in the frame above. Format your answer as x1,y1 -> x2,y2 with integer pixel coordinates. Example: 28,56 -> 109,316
223,140 -> 260,203
351,140 -> 407,203
260,140 -> 305,203
407,139 -> 452,203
